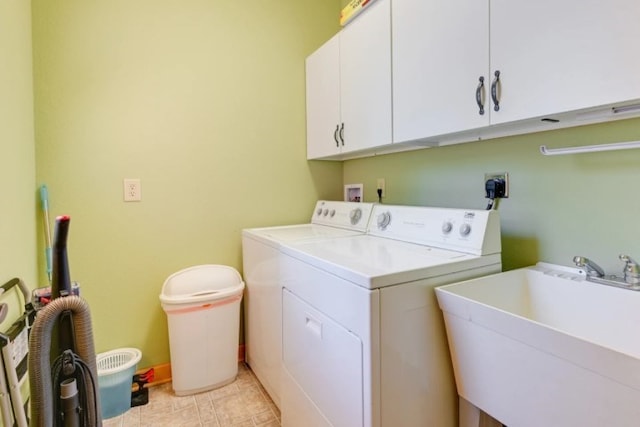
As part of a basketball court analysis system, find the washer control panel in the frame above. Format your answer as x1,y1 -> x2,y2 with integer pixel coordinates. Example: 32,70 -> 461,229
369,205 -> 501,255
311,201 -> 375,232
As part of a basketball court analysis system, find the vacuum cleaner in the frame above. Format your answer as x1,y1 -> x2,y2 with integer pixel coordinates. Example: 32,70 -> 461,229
29,215 -> 102,427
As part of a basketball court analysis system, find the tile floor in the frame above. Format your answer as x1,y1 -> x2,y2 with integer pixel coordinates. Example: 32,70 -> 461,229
103,363 -> 280,427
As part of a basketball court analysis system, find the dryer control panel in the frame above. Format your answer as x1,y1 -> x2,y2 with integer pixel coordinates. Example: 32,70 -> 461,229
368,205 -> 501,255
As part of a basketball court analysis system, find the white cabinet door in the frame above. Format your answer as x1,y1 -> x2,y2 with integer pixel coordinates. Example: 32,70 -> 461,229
305,34 -> 341,159
306,0 -> 392,159
392,0 -> 489,144
490,0 -> 640,124
340,0 -> 392,154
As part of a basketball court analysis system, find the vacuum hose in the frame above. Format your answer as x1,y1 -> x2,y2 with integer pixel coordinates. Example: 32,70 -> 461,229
28,296 -> 102,427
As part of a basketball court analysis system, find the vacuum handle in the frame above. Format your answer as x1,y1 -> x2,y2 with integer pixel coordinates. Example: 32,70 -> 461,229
53,215 -> 70,250
52,215 -> 72,298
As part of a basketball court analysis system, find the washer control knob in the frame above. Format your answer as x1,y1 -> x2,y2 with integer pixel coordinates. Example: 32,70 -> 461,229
316,208 -> 323,216
330,209 -> 336,217
323,209 -> 329,216
377,211 -> 392,230
459,223 -> 472,236
349,208 -> 362,224
441,221 -> 453,234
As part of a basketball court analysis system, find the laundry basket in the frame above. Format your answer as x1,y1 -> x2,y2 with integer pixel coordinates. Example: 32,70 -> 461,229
97,348 -> 141,419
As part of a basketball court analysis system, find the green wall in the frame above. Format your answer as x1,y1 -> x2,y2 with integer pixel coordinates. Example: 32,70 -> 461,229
0,2 -> 37,291
32,0 -> 342,367
344,117 -> 640,272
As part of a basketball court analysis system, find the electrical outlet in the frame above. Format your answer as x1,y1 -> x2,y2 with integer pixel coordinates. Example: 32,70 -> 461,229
377,178 -> 385,198
484,172 -> 509,198
123,179 -> 141,202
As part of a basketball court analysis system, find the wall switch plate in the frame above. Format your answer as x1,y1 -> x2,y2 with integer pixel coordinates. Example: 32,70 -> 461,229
123,178 -> 141,202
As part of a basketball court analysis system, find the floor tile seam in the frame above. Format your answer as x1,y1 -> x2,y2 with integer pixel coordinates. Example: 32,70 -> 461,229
252,408 -> 279,427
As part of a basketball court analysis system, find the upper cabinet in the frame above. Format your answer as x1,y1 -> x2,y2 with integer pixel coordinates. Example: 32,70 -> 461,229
392,0 -> 490,143
306,0 -> 392,160
306,35 -> 341,159
392,0 -> 640,145
307,0 -> 640,159
489,0 -> 640,124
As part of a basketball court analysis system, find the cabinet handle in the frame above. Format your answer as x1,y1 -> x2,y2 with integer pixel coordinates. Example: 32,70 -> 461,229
339,123 -> 345,146
476,76 -> 485,115
491,70 -> 501,112
334,124 -> 340,147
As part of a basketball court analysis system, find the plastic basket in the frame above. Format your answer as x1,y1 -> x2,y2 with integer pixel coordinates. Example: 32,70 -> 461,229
97,348 -> 141,419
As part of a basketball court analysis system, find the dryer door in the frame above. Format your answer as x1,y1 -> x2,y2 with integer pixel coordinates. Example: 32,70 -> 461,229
282,288 -> 364,427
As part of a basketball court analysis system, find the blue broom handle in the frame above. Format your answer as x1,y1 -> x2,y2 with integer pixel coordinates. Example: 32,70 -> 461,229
40,185 -> 53,282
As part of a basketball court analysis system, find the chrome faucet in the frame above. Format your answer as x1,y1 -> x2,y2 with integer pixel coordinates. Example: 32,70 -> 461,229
573,254 -> 640,291
572,256 -> 605,278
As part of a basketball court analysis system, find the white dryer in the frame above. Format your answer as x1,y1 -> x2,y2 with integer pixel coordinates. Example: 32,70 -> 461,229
279,204 -> 502,427
241,200 -> 374,407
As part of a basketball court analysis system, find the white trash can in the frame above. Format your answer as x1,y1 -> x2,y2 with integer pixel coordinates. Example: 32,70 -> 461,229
160,264 -> 244,396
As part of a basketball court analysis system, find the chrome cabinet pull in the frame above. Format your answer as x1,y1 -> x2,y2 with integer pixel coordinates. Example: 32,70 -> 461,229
476,76 -> 485,115
491,70 -> 501,112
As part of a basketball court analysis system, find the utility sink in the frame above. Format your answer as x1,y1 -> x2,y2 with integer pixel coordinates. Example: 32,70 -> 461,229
436,263 -> 640,427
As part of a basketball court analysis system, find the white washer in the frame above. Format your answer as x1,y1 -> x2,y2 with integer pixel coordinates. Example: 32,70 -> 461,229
279,204 -> 502,427
242,200 -> 375,407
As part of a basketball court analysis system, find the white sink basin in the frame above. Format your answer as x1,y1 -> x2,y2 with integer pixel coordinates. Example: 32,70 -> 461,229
436,262 -> 640,427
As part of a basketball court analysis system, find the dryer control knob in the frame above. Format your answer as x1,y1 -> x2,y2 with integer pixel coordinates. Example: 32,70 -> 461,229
330,209 -> 336,217
349,208 -> 362,224
459,223 -> 472,236
323,209 -> 329,216
442,221 -> 453,234
316,208 -> 323,216
377,212 -> 392,230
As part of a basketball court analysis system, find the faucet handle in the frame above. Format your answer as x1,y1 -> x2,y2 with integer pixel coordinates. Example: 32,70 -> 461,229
573,256 -> 605,278
619,254 -> 640,284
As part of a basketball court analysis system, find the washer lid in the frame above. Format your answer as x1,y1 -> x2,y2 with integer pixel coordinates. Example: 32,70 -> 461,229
243,224 -> 364,248
281,235 -> 500,289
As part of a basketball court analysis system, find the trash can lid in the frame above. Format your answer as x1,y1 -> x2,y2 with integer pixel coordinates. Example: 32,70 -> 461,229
160,264 -> 243,302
